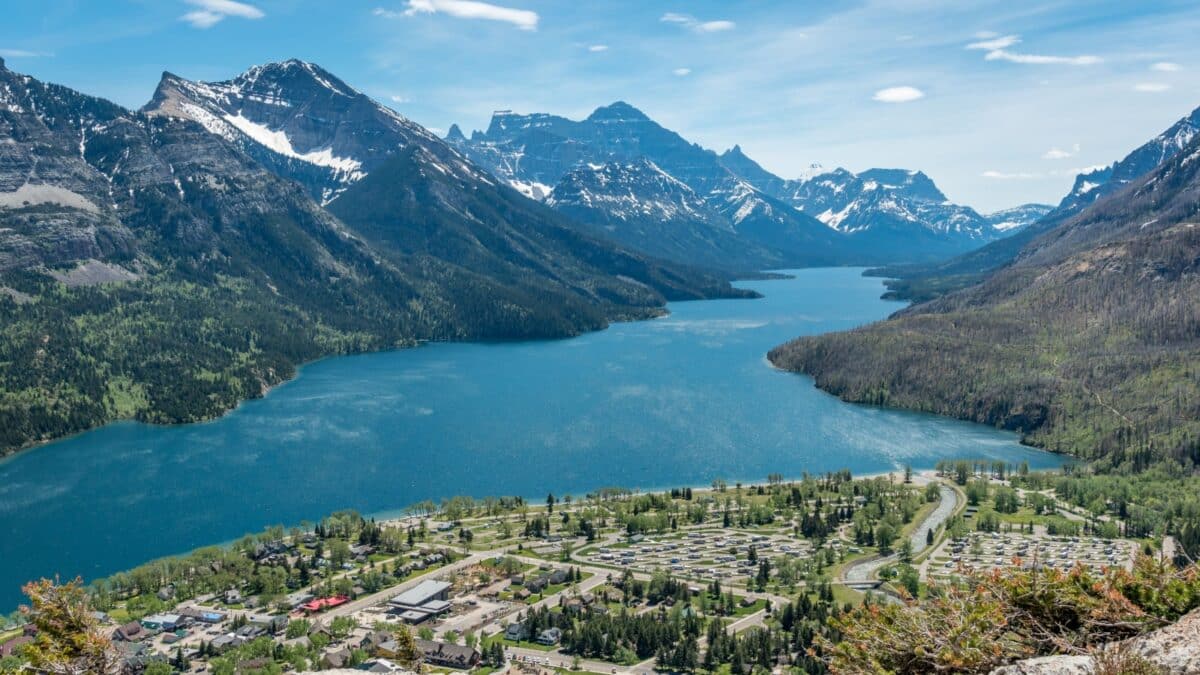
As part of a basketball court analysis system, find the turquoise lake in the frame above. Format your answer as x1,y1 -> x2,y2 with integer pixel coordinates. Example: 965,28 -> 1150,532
0,268 -> 1064,608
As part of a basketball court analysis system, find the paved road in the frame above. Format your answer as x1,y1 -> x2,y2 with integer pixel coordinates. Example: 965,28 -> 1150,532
325,550 -> 492,618
842,480 -> 961,585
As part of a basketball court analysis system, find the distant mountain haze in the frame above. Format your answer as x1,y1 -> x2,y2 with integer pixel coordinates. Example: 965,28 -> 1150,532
448,102 -> 1025,269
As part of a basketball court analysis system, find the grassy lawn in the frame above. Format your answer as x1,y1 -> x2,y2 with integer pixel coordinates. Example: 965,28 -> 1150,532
482,634 -> 558,652
730,598 -> 768,617
830,583 -> 865,607
901,500 -> 939,539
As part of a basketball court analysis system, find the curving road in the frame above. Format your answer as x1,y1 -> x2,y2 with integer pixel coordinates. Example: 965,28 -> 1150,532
842,481 -> 960,585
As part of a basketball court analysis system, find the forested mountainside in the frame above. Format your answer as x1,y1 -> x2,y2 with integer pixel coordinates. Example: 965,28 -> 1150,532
449,103 -> 1009,269
0,58 -> 747,456
873,105 -> 1200,302
769,131 -> 1200,471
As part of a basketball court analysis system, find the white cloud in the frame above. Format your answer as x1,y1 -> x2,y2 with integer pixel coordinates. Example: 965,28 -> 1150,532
588,44 -> 608,52
389,0 -> 539,31
982,170 -> 1042,179
0,49 -> 48,58
987,51 -> 1101,66
660,13 -> 735,33
390,95 -> 410,104
1133,82 -> 1170,93
1150,61 -> 1181,72
1042,143 -> 1079,160
697,20 -> 735,33
966,34 -> 1019,51
966,34 -> 1100,66
984,164 -> 1110,179
673,67 -> 692,77
872,86 -> 924,103
181,0 -> 264,28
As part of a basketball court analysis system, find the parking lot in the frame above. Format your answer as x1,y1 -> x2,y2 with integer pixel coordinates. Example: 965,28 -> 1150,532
928,533 -> 1137,580
580,529 -> 826,584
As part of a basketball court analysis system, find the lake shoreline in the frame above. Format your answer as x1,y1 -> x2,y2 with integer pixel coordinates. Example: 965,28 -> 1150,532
0,300 -> 689,463
0,268 -> 1065,610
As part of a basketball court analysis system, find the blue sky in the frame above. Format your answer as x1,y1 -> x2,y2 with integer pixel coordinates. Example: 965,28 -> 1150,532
3,0 -> 1200,212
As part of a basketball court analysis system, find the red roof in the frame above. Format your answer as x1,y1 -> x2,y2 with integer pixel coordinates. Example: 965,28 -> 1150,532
301,595 -> 349,612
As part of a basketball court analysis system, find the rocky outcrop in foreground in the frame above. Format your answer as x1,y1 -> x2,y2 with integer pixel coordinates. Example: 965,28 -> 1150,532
991,608 -> 1200,674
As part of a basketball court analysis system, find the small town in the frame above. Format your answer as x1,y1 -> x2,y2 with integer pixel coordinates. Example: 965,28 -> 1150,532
1,462 -> 1160,675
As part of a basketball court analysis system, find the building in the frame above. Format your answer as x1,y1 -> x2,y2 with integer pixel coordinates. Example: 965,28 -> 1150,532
301,595 -> 350,614
415,639 -> 480,669
235,624 -> 266,640
140,613 -> 184,631
388,579 -> 452,623
536,627 -> 562,646
322,646 -> 353,669
285,591 -> 316,608
504,622 -> 527,641
179,606 -> 227,624
210,633 -> 246,653
360,630 -> 408,658
113,621 -> 148,642
361,658 -> 416,673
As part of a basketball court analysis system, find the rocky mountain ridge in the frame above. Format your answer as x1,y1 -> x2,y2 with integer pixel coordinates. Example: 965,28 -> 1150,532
143,59 -> 457,204
449,102 -> 1010,266
0,58 -> 748,455
872,103 -> 1200,300
769,126 -> 1200,468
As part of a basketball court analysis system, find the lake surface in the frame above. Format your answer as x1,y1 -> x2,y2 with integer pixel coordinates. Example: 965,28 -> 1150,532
0,268 -> 1063,608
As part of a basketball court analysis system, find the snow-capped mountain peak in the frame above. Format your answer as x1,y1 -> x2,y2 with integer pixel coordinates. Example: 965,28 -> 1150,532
143,60 -> 473,204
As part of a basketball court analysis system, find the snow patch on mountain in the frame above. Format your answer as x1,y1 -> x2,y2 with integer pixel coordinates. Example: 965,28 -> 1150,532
222,113 -> 363,178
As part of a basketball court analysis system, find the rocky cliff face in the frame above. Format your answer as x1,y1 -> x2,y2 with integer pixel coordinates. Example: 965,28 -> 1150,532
0,59 -> 750,455
876,103 -> 1200,298
143,59 -> 450,204
0,59 -> 138,274
991,608 -> 1200,674
545,158 -> 821,270
778,167 -> 1001,258
985,203 -> 1055,232
1053,105 -> 1200,220
449,101 -> 1005,265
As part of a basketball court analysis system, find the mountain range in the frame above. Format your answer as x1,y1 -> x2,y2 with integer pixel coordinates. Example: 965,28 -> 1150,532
769,102 -> 1200,471
448,103 -> 1047,270
0,54 -> 1137,457
0,57 -> 750,454
872,104 -> 1200,301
